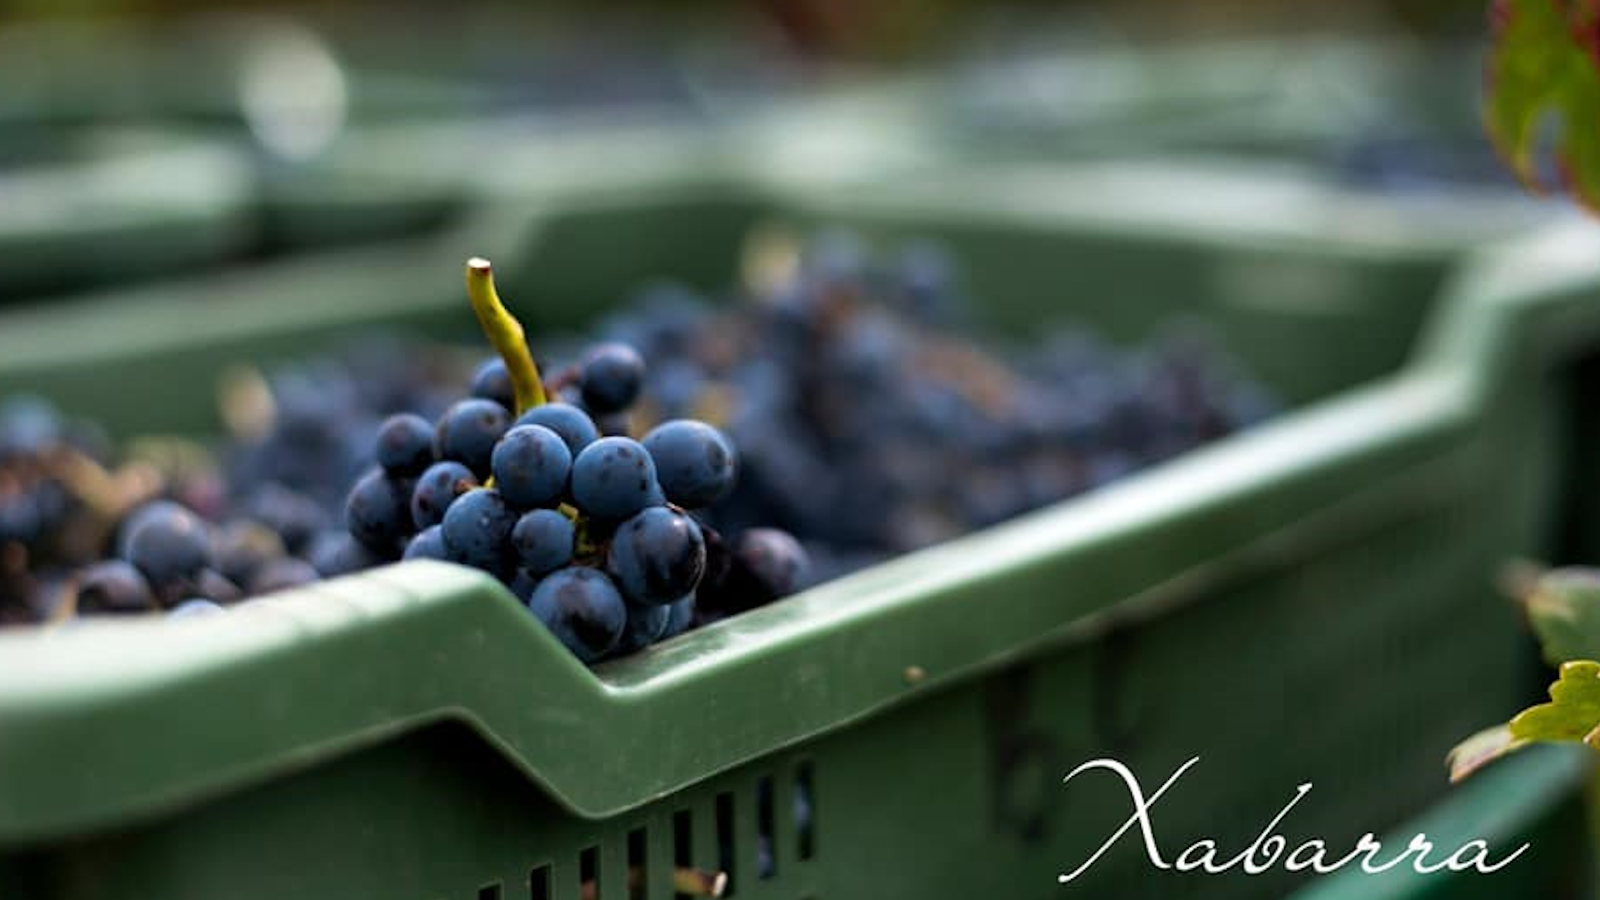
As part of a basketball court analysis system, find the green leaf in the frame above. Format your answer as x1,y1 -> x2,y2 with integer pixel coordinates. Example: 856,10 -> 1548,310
1508,659 -> 1600,747
1524,568 -> 1600,665
1448,660 -> 1600,781
1486,0 -> 1600,209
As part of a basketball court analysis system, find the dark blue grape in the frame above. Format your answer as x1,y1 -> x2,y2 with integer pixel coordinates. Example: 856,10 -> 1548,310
402,525 -> 450,561
243,484 -> 327,556
734,529 -> 806,601
510,509 -> 574,577
578,342 -> 645,414
611,601 -> 670,655
514,402 -> 599,458
643,420 -> 737,508
374,413 -> 436,477
440,488 -> 517,572
595,410 -> 632,437
507,569 -> 540,603
195,569 -> 243,605
247,558 -> 320,595
0,395 -> 62,459
308,531 -> 386,577
434,398 -> 511,477
491,425 -> 572,510
411,460 -> 477,530
469,358 -> 515,411
116,500 -> 187,558
606,507 -> 706,606
344,470 -> 412,557
0,495 -> 41,546
169,598 -> 225,618
123,503 -> 212,590
661,593 -> 695,640
210,521 -> 285,588
76,560 -> 155,614
527,567 -> 627,662
570,437 -> 663,520
705,528 -> 807,614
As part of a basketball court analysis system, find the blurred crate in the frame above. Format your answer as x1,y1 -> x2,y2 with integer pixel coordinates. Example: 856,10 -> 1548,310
0,129 -> 256,302
0,162 -> 1596,899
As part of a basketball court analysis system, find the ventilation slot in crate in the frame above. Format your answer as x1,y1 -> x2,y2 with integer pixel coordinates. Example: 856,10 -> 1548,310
432,760 -> 816,900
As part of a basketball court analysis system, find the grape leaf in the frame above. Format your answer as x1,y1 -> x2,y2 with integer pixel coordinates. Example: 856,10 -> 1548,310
1448,660 -> 1600,781
1485,0 -> 1600,208
1523,568 -> 1600,665
1508,659 -> 1600,745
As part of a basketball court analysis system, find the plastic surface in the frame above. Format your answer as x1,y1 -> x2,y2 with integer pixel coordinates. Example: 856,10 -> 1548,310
1,167 -> 1597,899
1284,745 -> 1594,900
0,130 -> 255,301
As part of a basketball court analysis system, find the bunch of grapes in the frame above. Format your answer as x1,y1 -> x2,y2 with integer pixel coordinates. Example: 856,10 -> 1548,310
0,392 -> 327,622
324,261 -> 808,662
600,231 -> 1277,582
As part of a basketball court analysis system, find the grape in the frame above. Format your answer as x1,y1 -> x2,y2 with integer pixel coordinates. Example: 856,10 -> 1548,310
596,411 -> 634,438
210,521 -> 286,588
577,342 -> 645,414
308,531 -> 386,577
469,358 -> 515,411
196,569 -> 243,605
116,500 -> 187,558
344,470 -> 413,557
526,567 -> 627,662
440,488 -> 517,572
515,402 -> 599,457
612,601 -> 670,656
75,560 -> 155,614
402,525 -> 450,561
505,569 -> 539,603
169,598 -> 225,618
491,425 -> 572,510
242,484 -> 327,556
661,593 -> 695,640
0,495 -> 41,546
0,395 -> 62,459
740,529 -> 807,595
374,413 -> 436,477
123,503 -> 212,592
699,522 -> 732,592
606,507 -> 706,606
642,420 -> 737,508
707,528 -> 807,614
410,460 -> 477,530
570,437 -> 663,520
247,558 -> 320,595
434,398 -> 511,477
510,509 -> 575,577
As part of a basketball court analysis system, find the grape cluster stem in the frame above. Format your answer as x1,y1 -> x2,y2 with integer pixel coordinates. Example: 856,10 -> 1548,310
464,258 -> 547,413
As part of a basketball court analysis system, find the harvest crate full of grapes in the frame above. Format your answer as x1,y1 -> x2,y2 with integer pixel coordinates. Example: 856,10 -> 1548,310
2,153 -> 1599,899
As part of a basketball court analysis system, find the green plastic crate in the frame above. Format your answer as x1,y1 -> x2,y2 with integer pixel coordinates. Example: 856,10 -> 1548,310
0,129 -> 256,302
0,167 -> 1597,900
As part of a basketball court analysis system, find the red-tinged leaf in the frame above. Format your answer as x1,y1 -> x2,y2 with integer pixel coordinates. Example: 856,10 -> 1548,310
1485,0 -> 1600,209
1447,724 -> 1527,782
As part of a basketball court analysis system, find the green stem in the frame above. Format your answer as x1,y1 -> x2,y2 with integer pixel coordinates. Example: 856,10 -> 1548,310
464,257 -> 546,413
